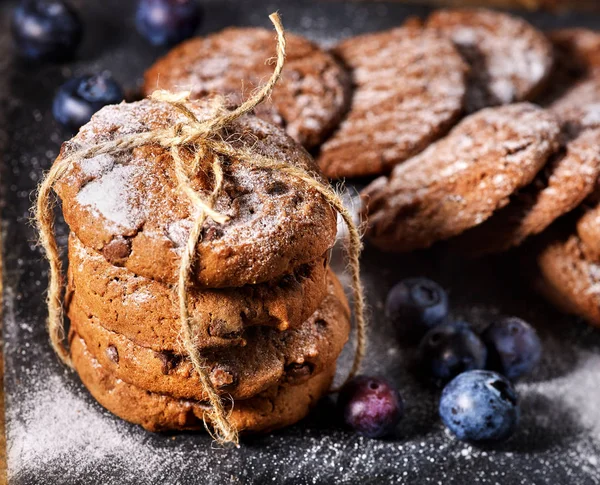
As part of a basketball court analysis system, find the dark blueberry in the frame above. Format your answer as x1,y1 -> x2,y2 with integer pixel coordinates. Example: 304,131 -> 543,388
135,0 -> 201,46
385,278 -> 449,334
52,73 -> 123,130
419,321 -> 487,385
11,0 -> 82,61
483,317 -> 542,381
338,376 -> 403,438
439,370 -> 519,442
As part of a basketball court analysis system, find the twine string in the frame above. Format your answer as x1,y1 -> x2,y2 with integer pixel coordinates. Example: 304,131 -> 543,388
34,12 -> 366,446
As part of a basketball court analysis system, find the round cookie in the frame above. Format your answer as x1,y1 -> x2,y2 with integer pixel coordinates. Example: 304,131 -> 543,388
67,234 -> 329,351
316,26 -> 468,178
53,99 -> 337,287
426,8 -> 553,113
452,127 -> 600,255
537,232 -> 600,327
143,28 -> 351,150
68,272 -> 350,401
362,103 -> 562,252
576,197 -> 600,261
71,333 -> 335,433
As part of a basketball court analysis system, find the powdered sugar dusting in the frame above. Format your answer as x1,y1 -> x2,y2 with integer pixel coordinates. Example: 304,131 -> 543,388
79,154 -> 115,178
428,9 -> 553,112
76,164 -> 145,232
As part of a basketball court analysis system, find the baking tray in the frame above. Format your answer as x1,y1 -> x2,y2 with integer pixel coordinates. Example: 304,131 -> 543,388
2,1 -> 600,483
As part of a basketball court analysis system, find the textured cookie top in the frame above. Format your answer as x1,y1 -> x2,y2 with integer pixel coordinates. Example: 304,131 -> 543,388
362,103 -> 561,252
54,99 -> 337,287
454,127 -> 600,255
317,26 -> 467,178
69,271 -> 349,402
537,232 -> 600,327
143,28 -> 350,150
427,9 -> 553,113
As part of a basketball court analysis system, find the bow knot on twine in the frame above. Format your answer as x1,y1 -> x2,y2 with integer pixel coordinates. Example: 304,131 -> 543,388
35,13 -> 366,446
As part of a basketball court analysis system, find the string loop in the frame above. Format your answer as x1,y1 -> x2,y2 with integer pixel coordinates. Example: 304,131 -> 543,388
34,13 -> 366,446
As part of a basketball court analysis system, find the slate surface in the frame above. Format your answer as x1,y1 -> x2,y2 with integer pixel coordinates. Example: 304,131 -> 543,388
2,1 -> 600,483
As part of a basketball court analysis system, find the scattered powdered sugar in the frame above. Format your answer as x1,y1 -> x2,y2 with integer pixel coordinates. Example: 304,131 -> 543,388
165,219 -> 194,248
76,164 -> 145,232
79,154 -> 116,178
126,287 -> 155,305
518,351 -> 600,436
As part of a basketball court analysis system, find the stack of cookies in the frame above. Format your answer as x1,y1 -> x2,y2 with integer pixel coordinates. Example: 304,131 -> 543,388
54,98 -> 350,433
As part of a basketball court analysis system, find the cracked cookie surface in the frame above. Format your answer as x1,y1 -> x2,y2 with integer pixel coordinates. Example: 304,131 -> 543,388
317,25 -> 467,178
453,127 -> 600,255
143,28 -> 351,150
362,103 -> 561,252
427,8 -> 553,113
53,99 -> 337,287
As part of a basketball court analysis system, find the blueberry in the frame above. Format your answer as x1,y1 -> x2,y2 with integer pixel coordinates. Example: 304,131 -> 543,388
439,370 -> 519,442
135,0 -> 201,46
385,278 -> 448,333
419,321 -> 487,385
483,317 -> 542,381
53,73 -> 123,130
338,376 -> 403,438
11,0 -> 82,61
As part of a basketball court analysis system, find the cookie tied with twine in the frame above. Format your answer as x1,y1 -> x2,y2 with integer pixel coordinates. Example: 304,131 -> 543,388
34,13 -> 366,446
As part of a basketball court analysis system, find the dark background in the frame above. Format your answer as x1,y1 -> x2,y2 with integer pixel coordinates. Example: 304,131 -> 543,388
1,1 -> 600,484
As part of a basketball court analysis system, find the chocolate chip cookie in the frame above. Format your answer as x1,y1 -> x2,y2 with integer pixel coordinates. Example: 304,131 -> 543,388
317,26 -> 468,178
143,28 -> 351,150
71,332 -> 336,433
362,103 -> 561,252
427,9 -> 553,113
453,127 -> 600,255
536,231 -> 600,327
67,234 -> 329,351
68,271 -> 350,401
53,99 -> 337,287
